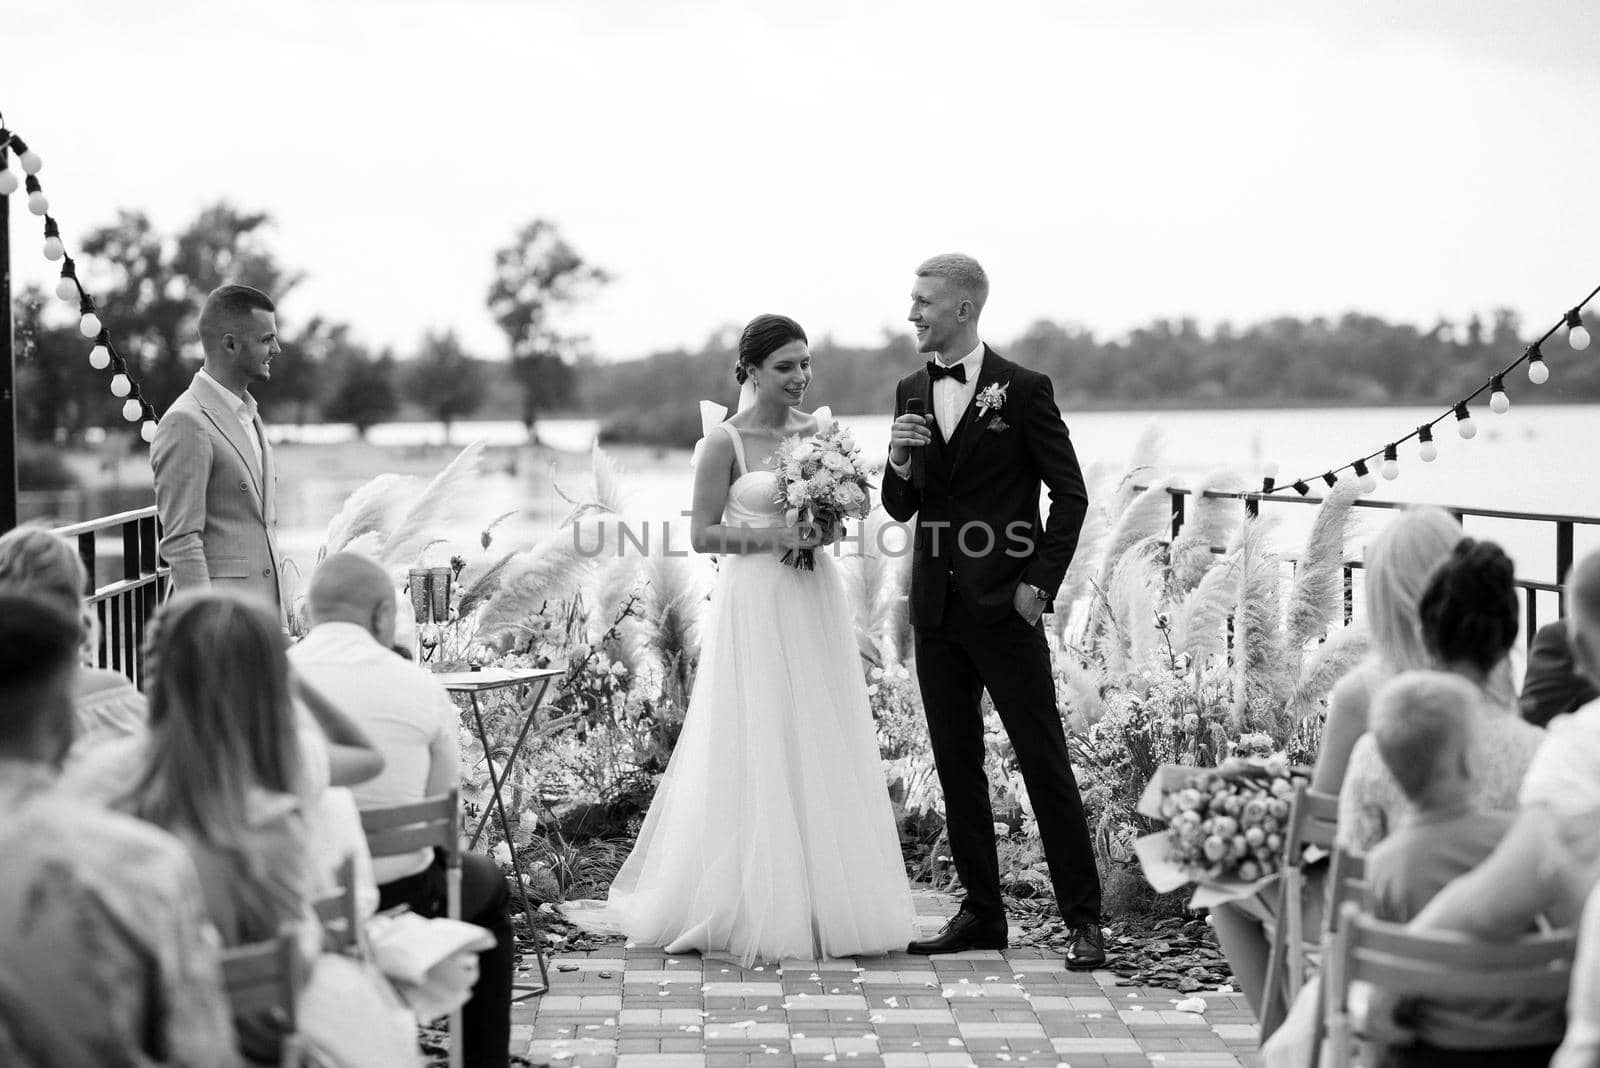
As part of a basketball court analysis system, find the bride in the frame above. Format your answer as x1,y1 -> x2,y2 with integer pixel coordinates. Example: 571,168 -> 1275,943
605,313 -> 916,964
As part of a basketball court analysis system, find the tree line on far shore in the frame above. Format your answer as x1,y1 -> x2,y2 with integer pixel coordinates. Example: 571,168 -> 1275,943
14,202 -> 1600,458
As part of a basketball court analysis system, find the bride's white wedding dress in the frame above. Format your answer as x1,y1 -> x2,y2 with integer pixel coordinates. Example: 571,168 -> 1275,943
604,414 -> 916,965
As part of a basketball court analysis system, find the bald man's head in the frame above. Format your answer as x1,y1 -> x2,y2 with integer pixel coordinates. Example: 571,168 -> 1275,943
1568,550 -> 1600,689
308,552 -> 397,646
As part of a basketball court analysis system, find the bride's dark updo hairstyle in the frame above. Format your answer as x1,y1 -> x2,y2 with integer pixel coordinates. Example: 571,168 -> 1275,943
734,314 -> 807,384
1417,538 -> 1519,674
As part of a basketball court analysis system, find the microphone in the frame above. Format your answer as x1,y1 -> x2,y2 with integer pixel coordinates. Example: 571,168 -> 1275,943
904,397 -> 927,488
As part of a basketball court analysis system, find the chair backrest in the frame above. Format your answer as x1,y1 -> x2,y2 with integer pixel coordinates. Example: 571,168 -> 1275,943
360,788 -> 459,867
1323,848 -> 1367,938
313,856 -> 362,955
221,924 -> 308,1022
1283,783 -> 1341,859
1327,901 -> 1576,1005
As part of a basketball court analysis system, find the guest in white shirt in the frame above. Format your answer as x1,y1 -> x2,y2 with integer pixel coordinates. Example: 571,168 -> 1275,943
291,552 -> 513,1068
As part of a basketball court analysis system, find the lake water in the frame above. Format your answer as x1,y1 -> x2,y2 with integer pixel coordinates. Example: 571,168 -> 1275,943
269,403 -> 1600,619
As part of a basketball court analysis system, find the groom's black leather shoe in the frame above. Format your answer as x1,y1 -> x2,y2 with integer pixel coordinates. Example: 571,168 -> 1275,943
907,910 -> 1008,955
1064,924 -> 1107,970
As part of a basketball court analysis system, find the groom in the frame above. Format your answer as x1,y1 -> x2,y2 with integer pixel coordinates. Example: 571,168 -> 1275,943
882,253 -> 1104,968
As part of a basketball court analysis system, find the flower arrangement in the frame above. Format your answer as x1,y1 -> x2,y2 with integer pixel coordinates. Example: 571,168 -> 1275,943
1154,755 -> 1307,885
772,423 -> 874,570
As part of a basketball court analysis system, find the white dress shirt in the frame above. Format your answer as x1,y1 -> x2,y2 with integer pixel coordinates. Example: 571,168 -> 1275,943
891,341 -> 985,479
194,367 -> 264,475
290,622 -> 462,884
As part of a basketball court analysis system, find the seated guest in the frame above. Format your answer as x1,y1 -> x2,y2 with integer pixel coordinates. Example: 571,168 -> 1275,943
64,591 -> 317,1061
1338,539 -> 1544,854
1555,880 -> 1600,1067
291,552 -> 512,1068
1414,548 -> 1600,938
1363,670 -> 1562,1066
0,524 -> 147,753
1214,506 -> 1465,1021
0,592 -> 238,1065
1521,619 -> 1599,728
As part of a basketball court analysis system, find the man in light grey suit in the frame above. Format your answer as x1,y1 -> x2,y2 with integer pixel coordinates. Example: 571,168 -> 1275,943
151,283 -> 285,621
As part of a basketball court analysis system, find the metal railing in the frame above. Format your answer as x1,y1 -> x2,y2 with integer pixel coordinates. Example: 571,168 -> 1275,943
1147,486 -> 1600,644
52,505 -> 168,686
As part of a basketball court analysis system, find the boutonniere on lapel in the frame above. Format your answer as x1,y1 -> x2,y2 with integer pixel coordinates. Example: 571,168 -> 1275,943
976,381 -> 1010,431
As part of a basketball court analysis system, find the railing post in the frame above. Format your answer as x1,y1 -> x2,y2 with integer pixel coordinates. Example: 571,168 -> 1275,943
1244,494 -> 1260,519
0,130 -> 16,533
76,530 -> 96,595
1344,566 -> 1355,625
1170,489 -> 1185,541
1527,586 -> 1539,650
1557,520 -> 1574,616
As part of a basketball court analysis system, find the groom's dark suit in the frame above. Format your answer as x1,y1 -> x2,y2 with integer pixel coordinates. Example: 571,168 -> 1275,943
882,346 -> 1102,927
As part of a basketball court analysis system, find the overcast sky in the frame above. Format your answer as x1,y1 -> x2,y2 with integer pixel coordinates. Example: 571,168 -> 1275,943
7,0 -> 1598,362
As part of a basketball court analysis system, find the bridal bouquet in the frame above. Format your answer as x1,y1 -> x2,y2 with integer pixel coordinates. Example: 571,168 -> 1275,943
772,423 -> 873,570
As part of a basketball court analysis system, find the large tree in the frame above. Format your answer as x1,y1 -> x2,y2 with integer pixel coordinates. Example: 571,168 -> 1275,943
486,219 -> 610,441
77,203 -> 304,412
324,344 -> 400,440
405,330 -> 485,444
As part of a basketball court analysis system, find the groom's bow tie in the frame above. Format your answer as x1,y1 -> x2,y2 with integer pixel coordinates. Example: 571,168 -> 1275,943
926,360 -> 967,384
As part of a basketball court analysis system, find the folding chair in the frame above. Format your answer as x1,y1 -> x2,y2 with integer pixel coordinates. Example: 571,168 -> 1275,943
221,924 -> 310,1068
360,789 -> 464,1068
313,856 -> 362,955
1323,901 -> 1575,1068
1308,847 -> 1366,1068
1261,783 -> 1341,1032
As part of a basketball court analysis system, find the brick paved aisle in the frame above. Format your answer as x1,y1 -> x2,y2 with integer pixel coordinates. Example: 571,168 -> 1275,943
512,892 -> 1262,1068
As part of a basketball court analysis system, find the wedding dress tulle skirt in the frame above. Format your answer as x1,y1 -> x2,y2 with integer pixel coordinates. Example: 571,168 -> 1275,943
605,548 -> 916,964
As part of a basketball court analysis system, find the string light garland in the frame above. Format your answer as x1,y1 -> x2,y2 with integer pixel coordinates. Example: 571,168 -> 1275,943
2,121 -> 160,443
1262,282 -> 1600,496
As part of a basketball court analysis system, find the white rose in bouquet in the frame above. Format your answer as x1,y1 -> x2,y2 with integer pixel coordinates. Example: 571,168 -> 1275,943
821,452 -> 848,472
836,481 -> 866,512
794,443 -> 816,462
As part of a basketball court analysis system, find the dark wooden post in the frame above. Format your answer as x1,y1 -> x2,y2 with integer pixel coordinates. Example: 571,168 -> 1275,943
0,130 -> 17,532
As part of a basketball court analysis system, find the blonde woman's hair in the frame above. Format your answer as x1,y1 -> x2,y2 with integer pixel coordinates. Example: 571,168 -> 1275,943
0,525 -> 86,613
132,589 -> 304,940
1363,506 -> 1464,674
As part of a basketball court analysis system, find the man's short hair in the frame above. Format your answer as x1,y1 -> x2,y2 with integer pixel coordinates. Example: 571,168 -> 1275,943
1370,670 -> 1479,802
916,253 -> 989,313
1568,549 -> 1600,633
0,592 -> 82,734
198,283 -> 275,352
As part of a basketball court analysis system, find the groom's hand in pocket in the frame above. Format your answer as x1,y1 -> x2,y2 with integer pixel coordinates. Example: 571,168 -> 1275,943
1013,582 -> 1047,626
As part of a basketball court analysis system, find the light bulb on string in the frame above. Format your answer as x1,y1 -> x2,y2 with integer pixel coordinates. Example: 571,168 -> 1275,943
23,175 -> 47,216
1381,444 -> 1399,481
1260,459 -> 1279,493
10,135 -> 42,175
109,371 -> 131,398
1418,424 -> 1438,462
1528,343 -> 1549,385
1322,471 -> 1338,488
1353,459 -> 1377,494
78,296 -> 100,339
1567,308 -> 1591,351
42,216 -> 64,260
122,397 -> 143,422
1489,374 -> 1510,414
1454,402 -> 1476,439
55,257 -> 78,302
140,419 -> 157,444
1293,480 -> 1310,497
0,160 -> 16,197
88,336 -> 111,370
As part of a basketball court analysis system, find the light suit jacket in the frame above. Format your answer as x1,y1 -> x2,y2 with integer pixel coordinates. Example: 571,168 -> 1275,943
150,372 -> 284,618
